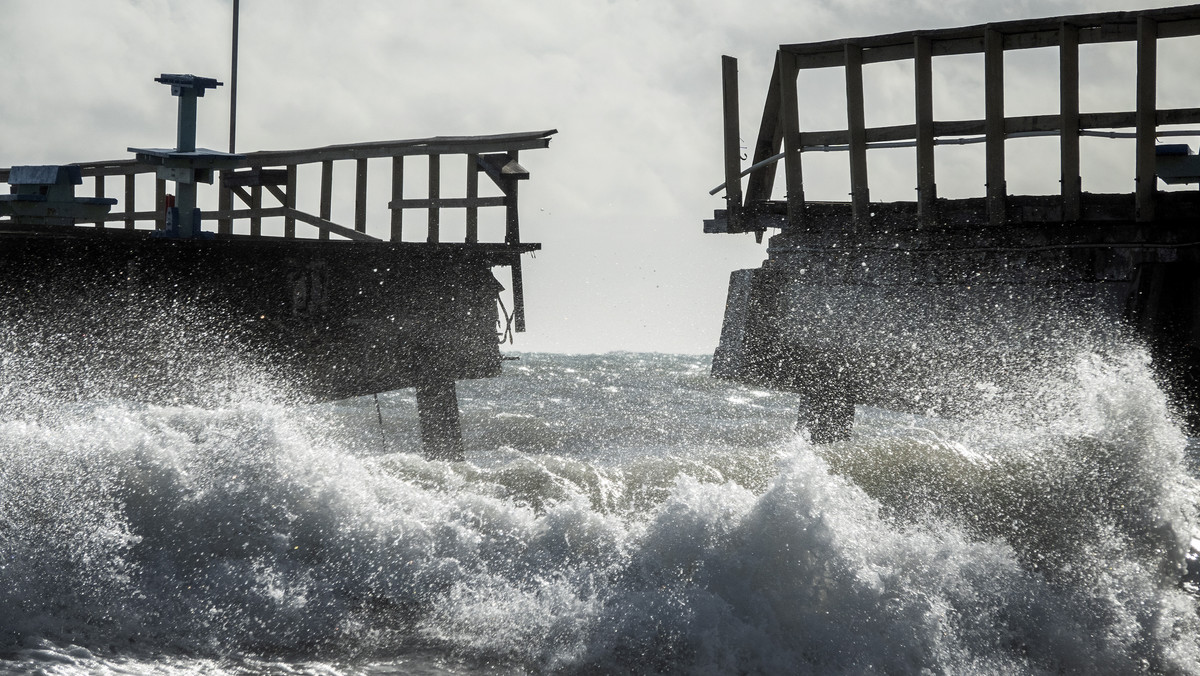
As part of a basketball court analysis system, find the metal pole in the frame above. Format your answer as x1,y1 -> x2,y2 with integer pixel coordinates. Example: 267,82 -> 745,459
229,0 -> 240,154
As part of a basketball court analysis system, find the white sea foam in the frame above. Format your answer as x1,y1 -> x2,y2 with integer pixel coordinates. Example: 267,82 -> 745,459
0,350 -> 1196,674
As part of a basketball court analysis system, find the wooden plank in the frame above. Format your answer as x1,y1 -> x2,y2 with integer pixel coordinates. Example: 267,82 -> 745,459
218,173 -> 233,235
390,196 -> 507,210
124,174 -> 136,230
390,156 -> 403,242
504,151 -> 521,245
319,160 -> 333,241
778,50 -> 805,232
1135,16 -> 1158,222
155,178 -> 166,230
721,55 -> 744,230
745,58 -> 784,207
286,208 -> 382,242
93,175 -> 105,227
844,44 -> 869,228
427,155 -> 440,244
241,130 -> 556,167
511,259 -> 526,333
355,157 -> 368,234
914,35 -> 936,226
284,164 -> 297,238
250,185 -> 262,237
985,27 -> 1006,225
1060,22 -> 1082,222
466,154 -> 479,244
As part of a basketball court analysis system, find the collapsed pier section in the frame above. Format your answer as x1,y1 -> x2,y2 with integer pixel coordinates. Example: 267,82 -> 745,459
707,7 -> 1200,440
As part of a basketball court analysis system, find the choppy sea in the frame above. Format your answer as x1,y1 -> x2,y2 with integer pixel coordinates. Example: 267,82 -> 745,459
1,349 -> 1198,674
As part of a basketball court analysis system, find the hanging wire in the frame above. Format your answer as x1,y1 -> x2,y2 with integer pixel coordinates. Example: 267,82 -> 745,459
496,293 -> 515,345
373,392 -> 388,452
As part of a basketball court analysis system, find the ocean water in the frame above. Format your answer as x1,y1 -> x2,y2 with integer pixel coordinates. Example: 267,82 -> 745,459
1,349 -> 1198,674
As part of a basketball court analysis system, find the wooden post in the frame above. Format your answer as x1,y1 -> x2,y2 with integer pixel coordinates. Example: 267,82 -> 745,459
778,50 -> 805,233
845,44 -> 869,229
390,156 -> 404,242
914,35 -> 937,227
427,154 -> 440,244
1135,16 -> 1158,222
319,160 -> 333,240
984,27 -> 1006,226
284,165 -> 297,238
355,157 -> 368,234
465,153 -> 479,244
124,174 -> 136,230
721,55 -> 743,230
155,178 -> 167,231
504,150 -> 526,333
250,184 -> 262,237
745,58 -> 784,206
93,175 -> 105,227
416,377 -> 465,461
1060,22 -> 1082,222
218,173 -> 232,235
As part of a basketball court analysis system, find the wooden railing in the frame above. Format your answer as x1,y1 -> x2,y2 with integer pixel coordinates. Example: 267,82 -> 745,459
0,129 -> 555,245
715,5 -> 1200,233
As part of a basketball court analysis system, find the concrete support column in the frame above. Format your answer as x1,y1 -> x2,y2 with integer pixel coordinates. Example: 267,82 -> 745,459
416,377 -> 465,461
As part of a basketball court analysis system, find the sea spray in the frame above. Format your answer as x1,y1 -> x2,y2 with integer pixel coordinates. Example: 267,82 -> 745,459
0,351 -> 1196,674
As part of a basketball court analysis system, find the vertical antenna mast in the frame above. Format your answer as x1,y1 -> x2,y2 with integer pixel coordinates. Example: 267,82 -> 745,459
229,0 -> 240,153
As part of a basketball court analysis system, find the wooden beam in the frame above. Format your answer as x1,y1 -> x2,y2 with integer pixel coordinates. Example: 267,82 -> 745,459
320,160 -> 333,241
721,55 -> 744,230
914,35 -> 936,226
504,150 -> 521,245
390,156 -> 403,242
427,155 -> 440,244
1060,22 -> 1082,222
155,178 -> 166,231
241,129 -> 556,167
284,165 -> 297,238
250,185 -> 262,237
355,158 -> 368,234
1135,16 -> 1158,222
286,208 -> 382,242
778,50 -> 805,232
93,175 -> 105,228
745,57 -> 784,208
124,174 -> 136,230
845,44 -> 869,228
466,154 -> 479,244
390,196 -> 506,210
218,173 -> 232,234
985,27 -> 1006,225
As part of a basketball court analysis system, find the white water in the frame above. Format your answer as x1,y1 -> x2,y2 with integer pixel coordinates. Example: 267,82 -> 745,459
1,351 -> 1197,674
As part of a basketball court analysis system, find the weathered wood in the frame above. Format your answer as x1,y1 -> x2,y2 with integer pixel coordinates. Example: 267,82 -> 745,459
745,57 -> 784,208
124,174 -> 136,230
242,130 -> 556,167
1060,22 -> 1082,222
391,196 -> 506,210
155,178 -> 166,231
466,154 -> 479,244
284,165 -> 297,238
845,44 -> 869,228
250,185 -> 262,237
504,151 -> 521,246
218,173 -> 233,235
985,27 -> 1006,226
93,175 -> 106,227
1136,16 -> 1158,222
355,157 -> 368,234
778,50 -> 805,232
390,156 -> 403,242
319,160 -> 333,241
914,35 -> 936,226
722,55 -> 744,230
285,208 -> 382,242
427,155 -> 440,244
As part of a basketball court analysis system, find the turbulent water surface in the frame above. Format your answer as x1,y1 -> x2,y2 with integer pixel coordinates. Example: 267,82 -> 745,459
1,350 -> 1198,674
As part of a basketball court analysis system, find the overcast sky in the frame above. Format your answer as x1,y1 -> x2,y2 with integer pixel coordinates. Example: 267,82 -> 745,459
1,0 -> 1195,354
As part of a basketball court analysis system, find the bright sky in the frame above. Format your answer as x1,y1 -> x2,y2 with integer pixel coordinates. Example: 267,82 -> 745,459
1,0 -> 1194,354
